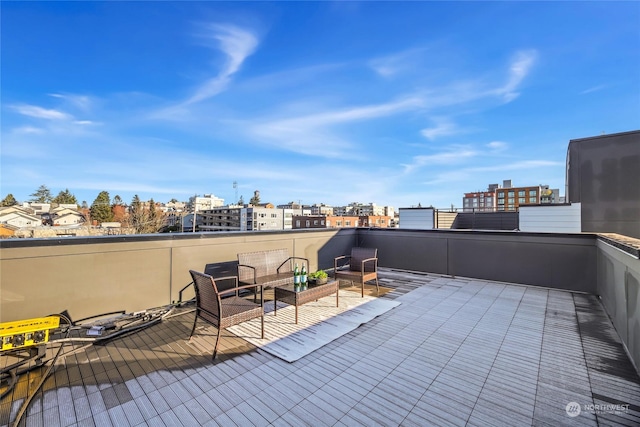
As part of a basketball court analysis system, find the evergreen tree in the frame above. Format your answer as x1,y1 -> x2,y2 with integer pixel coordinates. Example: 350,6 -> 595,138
238,195 -> 245,205
52,188 -> 78,205
112,195 -> 123,206
81,201 -> 89,209
128,196 -> 165,234
129,195 -> 145,233
249,190 -> 260,206
148,198 -> 158,223
1,194 -> 17,207
30,185 -> 52,203
90,191 -> 113,224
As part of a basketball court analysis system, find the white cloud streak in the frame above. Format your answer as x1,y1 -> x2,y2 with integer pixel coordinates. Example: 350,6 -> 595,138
11,104 -> 72,120
403,146 -> 478,174
486,141 -> 508,151
420,118 -> 461,140
369,48 -> 426,78
185,24 -> 258,105
492,50 -> 537,102
250,97 -> 424,157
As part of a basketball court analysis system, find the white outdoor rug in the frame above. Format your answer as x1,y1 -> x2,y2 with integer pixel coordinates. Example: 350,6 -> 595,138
227,290 -> 401,362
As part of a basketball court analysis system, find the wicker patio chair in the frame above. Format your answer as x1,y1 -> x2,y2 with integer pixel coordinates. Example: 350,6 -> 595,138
333,247 -> 380,297
188,270 -> 264,360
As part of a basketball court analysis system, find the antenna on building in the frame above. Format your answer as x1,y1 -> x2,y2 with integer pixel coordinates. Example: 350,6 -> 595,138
233,181 -> 238,204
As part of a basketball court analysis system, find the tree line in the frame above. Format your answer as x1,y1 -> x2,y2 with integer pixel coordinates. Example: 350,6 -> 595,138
1,185 -> 167,234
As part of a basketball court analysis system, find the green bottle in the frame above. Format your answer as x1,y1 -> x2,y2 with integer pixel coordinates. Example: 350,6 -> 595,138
301,264 -> 307,286
294,263 -> 300,285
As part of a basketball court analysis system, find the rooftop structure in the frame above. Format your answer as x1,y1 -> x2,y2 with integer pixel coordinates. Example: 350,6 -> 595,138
567,130 -> 640,239
1,228 -> 639,426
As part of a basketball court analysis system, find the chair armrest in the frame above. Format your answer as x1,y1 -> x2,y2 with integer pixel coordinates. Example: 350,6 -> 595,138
277,256 -> 309,273
218,283 -> 262,296
218,283 -> 264,306
237,264 -> 257,282
360,257 -> 378,272
334,255 -> 351,271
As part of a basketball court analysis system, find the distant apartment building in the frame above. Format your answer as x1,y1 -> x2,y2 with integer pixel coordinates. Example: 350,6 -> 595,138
359,215 -> 392,228
292,215 -> 327,229
199,206 -> 305,231
292,214 -> 391,229
309,204 -> 334,216
333,202 -> 392,217
464,180 -> 560,212
463,188 -> 496,212
540,185 -> 560,204
189,194 -> 224,212
326,215 -> 359,228
496,186 -> 541,211
164,201 -> 186,212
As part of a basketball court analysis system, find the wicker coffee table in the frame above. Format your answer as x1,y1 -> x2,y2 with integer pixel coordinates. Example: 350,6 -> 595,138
273,281 -> 339,324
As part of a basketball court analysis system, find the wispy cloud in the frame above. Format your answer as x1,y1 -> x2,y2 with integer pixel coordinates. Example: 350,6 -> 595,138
491,50 -> 537,102
185,23 -> 259,105
470,160 -> 562,172
403,145 -> 478,174
580,84 -> 607,94
12,126 -> 45,135
49,93 -> 93,111
11,104 -> 72,120
369,47 -> 426,78
420,117 -> 462,140
486,141 -> 508,152
250,97 -> 424,157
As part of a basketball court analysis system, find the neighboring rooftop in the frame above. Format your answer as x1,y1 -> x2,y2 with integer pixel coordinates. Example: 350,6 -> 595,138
2,268 -> 639,426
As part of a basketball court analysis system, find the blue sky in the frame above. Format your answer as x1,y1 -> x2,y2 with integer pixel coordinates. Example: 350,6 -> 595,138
2,1 -> 639,208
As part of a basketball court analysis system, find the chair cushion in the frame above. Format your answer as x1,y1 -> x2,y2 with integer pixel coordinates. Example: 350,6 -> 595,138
219,296 -> 263,329
335,269 -> 377,283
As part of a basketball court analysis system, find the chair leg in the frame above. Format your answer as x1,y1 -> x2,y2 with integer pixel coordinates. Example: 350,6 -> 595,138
361,281 -> 364,298
188,315 -> 198,340
261,315 -> 264,339
375,276 -> 379,294
212,326 -> 223,360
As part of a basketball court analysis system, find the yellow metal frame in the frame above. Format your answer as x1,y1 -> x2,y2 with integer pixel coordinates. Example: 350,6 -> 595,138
0,316 -> 60,351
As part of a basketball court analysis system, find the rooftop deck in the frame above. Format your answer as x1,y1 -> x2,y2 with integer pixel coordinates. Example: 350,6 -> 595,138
2,268 -> 639,426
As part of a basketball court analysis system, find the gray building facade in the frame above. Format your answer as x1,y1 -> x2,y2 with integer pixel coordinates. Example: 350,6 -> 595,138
567,130 -> 640,239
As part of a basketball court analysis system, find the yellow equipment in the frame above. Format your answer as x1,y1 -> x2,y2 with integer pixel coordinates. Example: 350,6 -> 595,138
0,316 -> 60,351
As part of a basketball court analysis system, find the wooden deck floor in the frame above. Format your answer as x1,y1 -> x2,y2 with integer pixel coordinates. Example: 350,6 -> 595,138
1,268 -> 639,426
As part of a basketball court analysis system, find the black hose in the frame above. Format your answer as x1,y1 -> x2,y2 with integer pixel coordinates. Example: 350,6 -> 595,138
10,313 -> 71,427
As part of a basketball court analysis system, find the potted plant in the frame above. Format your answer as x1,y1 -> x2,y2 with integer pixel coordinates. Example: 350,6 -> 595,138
308,269 -> 328,285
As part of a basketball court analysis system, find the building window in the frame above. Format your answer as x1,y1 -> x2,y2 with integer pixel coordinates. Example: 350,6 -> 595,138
313,220 -> 318,225
306,220 -> 310,227
336,221 -> 342,226
296,220 -> 300,227
498,193 -> 504,199
529,190 -> 537,196
345,220 -> 351,226
529,197 -> 537,203
508,191 -> 515,197
508,198 -> 515,204
321,220 -> 325,225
